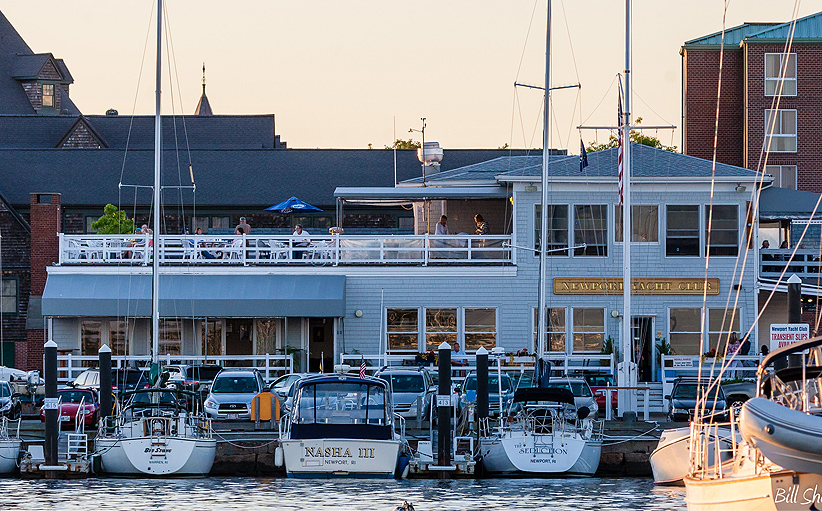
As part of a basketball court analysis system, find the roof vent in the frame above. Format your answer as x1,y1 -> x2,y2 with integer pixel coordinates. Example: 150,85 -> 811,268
105,108 -> 118,116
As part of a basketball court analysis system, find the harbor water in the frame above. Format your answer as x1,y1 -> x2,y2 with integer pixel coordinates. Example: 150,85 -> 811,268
0,477 -> 685,510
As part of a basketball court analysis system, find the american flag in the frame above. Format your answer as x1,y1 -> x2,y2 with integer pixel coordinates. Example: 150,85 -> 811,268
359,356 -> 366,378
617,90 -> 624,207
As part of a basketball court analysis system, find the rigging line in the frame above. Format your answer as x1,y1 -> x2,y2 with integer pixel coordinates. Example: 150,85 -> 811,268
557,0 -> 581,84
508,83 -> 517,154
632,91 -> 677,128
514,88 -> 529,153
514,0 -> 541,82
579,74 -> 619,126
163,6 -> 185,234
530,96 -> 545,151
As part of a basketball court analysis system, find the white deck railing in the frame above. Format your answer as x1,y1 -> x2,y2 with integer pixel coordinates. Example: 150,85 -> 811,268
58,233 -> 513,266
57,353 -> 293,384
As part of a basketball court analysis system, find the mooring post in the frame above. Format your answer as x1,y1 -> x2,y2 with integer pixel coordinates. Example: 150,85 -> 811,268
44,340 -> 58,472
785,274 -> 803,369
476,346 -> 489,425
437,341 -> 452,470
99,344 -> 112,421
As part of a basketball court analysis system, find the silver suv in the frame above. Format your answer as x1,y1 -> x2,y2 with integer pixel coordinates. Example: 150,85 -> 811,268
375,367 -> 435,420
203,368 -> 265,420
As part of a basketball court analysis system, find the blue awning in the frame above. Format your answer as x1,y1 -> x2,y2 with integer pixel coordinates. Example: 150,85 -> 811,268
42,274 -> 346,318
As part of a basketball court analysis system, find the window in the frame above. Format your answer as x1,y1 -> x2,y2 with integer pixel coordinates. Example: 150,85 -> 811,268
706,205 -> 738,256
425,308 -> 457,352
158,319 -> 182,356
708,308 -> 740,352
666,205 -> 700,256
204,319 -> 224,356
191,216 -> 233,233
464,308 -> 496,350
42,84 -> 54,108
108,320 -> 127,356
255,319 -> 275,356
765,109 -> 797,152
1,279 -> 17,314
615,205 -> 659,242
211,216 -> 231,230
573,205 -> 608,256
81,320 -> 102,366
534,205 -> 569,256
534,307 -> 566,353
572,308 -> 604,352
670,308 -> 701,355
765,165 -> 797,189
765,53 -> 797,96
387,308 -> 419,352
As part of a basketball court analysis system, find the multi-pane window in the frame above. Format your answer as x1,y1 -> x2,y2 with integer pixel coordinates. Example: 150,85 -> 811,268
765,165 -> 798,190
706,205 -> 738,256
573,205 -> 608,256
204,319 -> 224,356
387,308 -> 419,352
572,308 -> 605,352
765,109 -> 797,152
158,319 -> 182,356
708,308 -> 741,353
534,307 -> 566,353
1,279 -> 17,314
666,205 -> 700,256
81,320 -> 102,366
669,308 -> 702,355
108,320 -> 127,356
425,308 -> 457,352
534,205 -> 569,256
615,205 -> 659,242
464,308 -> 496,350
42,84 -> 54,108
191,216 -> 233,233
765,53 -> 797,96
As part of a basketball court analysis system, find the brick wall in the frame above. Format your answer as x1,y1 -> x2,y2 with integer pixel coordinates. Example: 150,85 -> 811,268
0,205 -> 30,366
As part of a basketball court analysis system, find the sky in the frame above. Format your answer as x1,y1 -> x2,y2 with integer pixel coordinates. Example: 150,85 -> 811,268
3,1 -> 822,151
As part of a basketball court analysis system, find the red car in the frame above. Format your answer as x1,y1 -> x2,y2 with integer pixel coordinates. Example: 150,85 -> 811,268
40,388 -> 99,428
582,373 -> 618,411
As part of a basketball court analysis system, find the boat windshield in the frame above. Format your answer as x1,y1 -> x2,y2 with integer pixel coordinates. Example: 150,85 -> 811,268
296,382 -> 388,426
211,376 -> 258,394
672,384 -> 723,400
464,376 -> 512,393
383,374 -> 425,393
58,390 -> 94,404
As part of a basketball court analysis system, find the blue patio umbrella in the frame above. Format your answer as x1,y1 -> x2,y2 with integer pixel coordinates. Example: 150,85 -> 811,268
265,196 -> 322,214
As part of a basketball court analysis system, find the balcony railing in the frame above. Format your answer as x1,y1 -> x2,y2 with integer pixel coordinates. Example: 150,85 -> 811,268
760,248 -> 822,280
57,233 -> 513,266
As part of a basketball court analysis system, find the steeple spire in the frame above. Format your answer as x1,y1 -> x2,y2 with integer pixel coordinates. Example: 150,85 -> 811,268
194,61 -> 213,116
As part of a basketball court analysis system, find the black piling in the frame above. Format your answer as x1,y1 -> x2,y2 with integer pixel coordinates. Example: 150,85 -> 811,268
99,344 -> 112,420
476,346 -> 488,421
44,340 -> 58,471
437,341 -> 452,469
786,274 -> 804,369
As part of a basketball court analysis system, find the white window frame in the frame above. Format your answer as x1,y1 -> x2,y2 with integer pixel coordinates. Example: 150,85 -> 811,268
664,203 -> 703,258
572,204 -> 609,257
532,306 -> 568,354
765,165 -> 798,190
423,307 -> 459,353
462,307 -> 498,351
1,278 -> 17,314
707,307 -> 743,352
667,307 -> 704,356
765,109 -> 797,153
614,204 -> 660,244
534,203 -> 571,258
386,307 -> 422,353
705,204 -> 740,257
571,307 -> 606,354
764,53 -> 797,97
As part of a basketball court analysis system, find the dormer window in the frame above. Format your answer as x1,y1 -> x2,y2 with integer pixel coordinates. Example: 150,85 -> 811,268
42,84 -> 55,108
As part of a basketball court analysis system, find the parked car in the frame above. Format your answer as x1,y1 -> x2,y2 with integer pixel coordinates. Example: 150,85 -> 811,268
40,388 -> 99,428
457,371 -> 515,416
269,373 -> 311,403
166,364 -> 222,393
576,372 -> 618,411
203,369 -> 266,420
540,377 -> 599,419
68,368 -> 101,389
375,366 -> 435,420
111,368 -> 149,394
666,378 -> 727,422
0,381 -> 21,420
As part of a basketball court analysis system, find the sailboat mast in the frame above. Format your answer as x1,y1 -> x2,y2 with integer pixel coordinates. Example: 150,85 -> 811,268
151,0 -> 162,364
536,0 -> 551,361
619,0 -> 634,412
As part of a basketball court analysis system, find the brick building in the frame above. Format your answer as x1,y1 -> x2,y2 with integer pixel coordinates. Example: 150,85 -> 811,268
682,12 -> 822,192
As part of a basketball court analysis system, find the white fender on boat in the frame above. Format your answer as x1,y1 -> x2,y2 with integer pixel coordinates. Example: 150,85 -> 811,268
274,446 -> 284,467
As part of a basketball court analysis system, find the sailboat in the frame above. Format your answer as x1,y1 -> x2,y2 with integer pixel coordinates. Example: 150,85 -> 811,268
94,0 -> 216,476
0,417 -> 22,474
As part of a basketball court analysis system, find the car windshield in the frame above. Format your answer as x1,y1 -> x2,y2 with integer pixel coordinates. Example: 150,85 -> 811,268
512,373 -> 535,389
586,375 -> 615,387
211,375 -> 258,394
673,384 -> 723,400
112,370 -> 146,385
382,374 -> 425,393
0,384 -> 10,397
186,366 -> 222,381
58,390 -> 93,403
464,376 -> 512,392
544,381 -> 593,397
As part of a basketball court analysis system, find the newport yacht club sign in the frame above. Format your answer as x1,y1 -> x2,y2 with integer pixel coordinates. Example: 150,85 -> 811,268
553,278 -> 720,295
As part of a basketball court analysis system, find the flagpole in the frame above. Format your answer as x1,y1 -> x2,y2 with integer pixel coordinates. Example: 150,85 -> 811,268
537,0 -> 551,362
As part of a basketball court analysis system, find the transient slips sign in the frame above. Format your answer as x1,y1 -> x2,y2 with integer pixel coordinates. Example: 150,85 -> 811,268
770,323 -> 809,352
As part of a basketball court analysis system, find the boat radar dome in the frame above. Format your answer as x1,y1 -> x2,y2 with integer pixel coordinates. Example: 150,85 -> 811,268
334,364 -> 351,374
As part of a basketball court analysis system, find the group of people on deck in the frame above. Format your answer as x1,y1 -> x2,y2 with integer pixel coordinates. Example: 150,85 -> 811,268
434,214 -> 489,236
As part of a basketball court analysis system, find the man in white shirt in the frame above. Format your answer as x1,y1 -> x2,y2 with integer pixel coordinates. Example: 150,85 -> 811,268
435,215 -> 449,235
292,224 -> 310,260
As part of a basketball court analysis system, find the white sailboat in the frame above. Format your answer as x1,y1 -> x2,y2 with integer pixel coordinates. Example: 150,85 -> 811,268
0,417 -> 22,474
94,0 -> 216,476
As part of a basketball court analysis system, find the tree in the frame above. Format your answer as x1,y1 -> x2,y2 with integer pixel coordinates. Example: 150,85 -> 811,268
586,118 -> 678,153
91,204 -> 135,234
385,138 -> 421,149
498,143 -> 510,149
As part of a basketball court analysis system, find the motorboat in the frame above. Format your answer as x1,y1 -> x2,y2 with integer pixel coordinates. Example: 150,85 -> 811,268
650,426 -> 735,485
684,336 -> 822,510
277,371 -> 408,478
0,417 -> 22,474
478,387 -> 602,475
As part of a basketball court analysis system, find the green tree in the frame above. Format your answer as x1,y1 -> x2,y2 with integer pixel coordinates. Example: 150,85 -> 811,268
586,118 -> 678,153
91,204 -> 135,234
498,143 -> 510,149
385,138 -> 421,149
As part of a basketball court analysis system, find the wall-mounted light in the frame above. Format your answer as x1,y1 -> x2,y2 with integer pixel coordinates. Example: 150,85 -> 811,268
354,310 -> 363,318
524,184 -> 537,193
611,309 -> 620,318
735,184 -> 747,193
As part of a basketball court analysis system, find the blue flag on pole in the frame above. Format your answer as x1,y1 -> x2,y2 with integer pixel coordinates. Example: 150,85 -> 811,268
579,139 -> 589,172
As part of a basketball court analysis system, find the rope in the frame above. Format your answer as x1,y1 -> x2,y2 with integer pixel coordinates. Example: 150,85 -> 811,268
213,431 -> 279,449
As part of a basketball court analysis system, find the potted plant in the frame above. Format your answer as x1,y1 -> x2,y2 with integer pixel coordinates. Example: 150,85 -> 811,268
655,337 -> 672,381
600,336 -> 617,367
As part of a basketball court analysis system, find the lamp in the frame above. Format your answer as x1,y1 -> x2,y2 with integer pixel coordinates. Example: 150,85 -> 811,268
354,310 -> 363,318
524,184 -> 537,193
735,184 -> 747,193
611,310 -> 620,318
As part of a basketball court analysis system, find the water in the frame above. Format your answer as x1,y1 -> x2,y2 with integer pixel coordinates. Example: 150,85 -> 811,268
0,477 -> 685,510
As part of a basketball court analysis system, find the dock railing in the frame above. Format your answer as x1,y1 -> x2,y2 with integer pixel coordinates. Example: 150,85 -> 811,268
58,233 -> 513,266
57,354 -> 293,384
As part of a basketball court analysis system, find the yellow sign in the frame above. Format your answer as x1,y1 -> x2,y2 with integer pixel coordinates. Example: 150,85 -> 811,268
553,277 -> 720,295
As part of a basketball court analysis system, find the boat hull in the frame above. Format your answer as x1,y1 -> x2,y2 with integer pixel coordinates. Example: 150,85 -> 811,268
479,431 -> 600,475
651,426 -> 734,485
0,439 -> 21,474
281,438 -> 400,478
96,436 -> 216,476
685,470 -> 822,511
